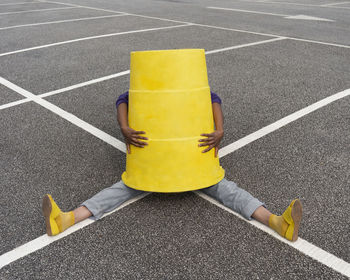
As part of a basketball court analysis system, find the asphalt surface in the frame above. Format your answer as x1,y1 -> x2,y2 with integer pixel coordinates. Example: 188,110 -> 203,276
0,85 -> 22,105
1,0 -> 349,278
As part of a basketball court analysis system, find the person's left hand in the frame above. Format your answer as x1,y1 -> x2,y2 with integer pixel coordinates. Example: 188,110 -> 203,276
198,130 -> 224,157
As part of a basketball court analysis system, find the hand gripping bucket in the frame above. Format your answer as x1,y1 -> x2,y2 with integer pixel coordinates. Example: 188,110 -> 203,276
122,49 -> 225,192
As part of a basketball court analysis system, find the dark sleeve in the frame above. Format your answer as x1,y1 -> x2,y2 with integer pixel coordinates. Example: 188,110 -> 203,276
211,92 -> 222,104
116,91 -> 220,107
116,91 -> 129,108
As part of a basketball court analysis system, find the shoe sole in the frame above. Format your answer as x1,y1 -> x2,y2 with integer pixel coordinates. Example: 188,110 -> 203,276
291,199 -> 303,241
42,195 -> 53,236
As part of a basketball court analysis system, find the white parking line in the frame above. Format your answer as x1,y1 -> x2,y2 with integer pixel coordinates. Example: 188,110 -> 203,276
207,6 -> 289,17
0,14 -> 128,31
0,2 -> 40,6
41,0 -> 350,49
0,76 -> 126,152
219,88 -> 350,156
0,37 -> 284,112
0,99 -> 30,110
195,192 -> 350,278
0,75 -> 349,277
0,193 -> 149,270
0,6 -> 77,16
205,37 -> 286,54
40,71 -> 131,98
321,1 -> 350,6
0,24 -> 191,57
38,0 -> 127,14
207,6 -> 335,22
237,0 -> 350,9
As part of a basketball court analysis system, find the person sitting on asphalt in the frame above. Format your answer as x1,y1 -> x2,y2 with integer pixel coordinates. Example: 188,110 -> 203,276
42,91 -> 303,242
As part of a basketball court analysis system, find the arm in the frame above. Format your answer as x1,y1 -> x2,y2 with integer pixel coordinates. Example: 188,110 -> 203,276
198,102 -> 224,157
117,102 -> 148,154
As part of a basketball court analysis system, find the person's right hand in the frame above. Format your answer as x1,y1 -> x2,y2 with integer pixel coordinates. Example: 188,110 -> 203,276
121,126 -> 148,153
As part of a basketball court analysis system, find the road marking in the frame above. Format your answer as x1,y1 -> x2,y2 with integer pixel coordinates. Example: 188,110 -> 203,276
0,99 -> 30,110
0,37 -> 284,111
39,71 -> 131,98
219,88 -> 350,158
37,0 -> 128,14
0,6 -> 77,16
205,37 -> 286,54
236,0 -> 350,9
0,24 -> 191,57
321,1 -> 350,6
0,193 -> 149,270
208,6 -> 289,17
0,14 -> 128,31
0,77 -> 126,153
41,1 -> 349,48
284,15 -> 334,21
207,6 -> 335,22
194,191 -> 350,278
0,2 -> 40,6
0,71 -> 131,110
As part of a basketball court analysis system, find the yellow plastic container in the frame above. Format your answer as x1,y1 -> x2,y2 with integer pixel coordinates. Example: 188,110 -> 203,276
122,49 -> 225,192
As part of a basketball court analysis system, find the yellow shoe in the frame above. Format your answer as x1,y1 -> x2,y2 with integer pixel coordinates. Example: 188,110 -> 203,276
282,199 -> 303,241
42,194 -> 61,236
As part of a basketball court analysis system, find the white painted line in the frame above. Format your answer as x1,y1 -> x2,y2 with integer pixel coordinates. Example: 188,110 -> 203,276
284,15 -> 335,21
207,6 -> 289,17
0,14 -> 128,31
207,6 -> 335,22
0,99 -> 30,110
42,1 -> 349,48
254,0 -> 321,6
0,37 -> 285,112
237,0 -> 343,8
201,24 -> 349,48
321,1 -> 350,6
194,191 -> 350,278
39,71 -> 130,98
0,24 -> 191,57
0,193 -> 149,270
0,71 -> 131,111
218,89 -> 350,158
148,17 -> 349,48
0,2 -> 39,6
205,37 -> 286,54
0,76 -> 126,153
39,0 -> 128,14
0,6 -> 77,16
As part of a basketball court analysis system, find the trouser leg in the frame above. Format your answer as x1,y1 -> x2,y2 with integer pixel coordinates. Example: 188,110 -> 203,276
200,178 -> 265,220
81,180 -> 147,220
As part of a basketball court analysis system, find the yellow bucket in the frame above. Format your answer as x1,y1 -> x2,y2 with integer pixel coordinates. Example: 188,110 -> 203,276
122,49 -> 225,192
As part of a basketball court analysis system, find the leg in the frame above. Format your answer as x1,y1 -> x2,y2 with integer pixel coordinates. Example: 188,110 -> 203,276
43,180 -> 146,236
73,206 -> 92,223
81,180 -> 145,220
201,178 -> 302,241
201,178 -> 265,220
252,206 -> 272,226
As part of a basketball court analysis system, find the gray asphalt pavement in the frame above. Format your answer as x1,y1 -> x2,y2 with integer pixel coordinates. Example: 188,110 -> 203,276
0,85 -> 22,105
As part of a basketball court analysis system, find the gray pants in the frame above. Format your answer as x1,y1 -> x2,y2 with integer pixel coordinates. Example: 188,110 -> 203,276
82,178 -> 264,220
